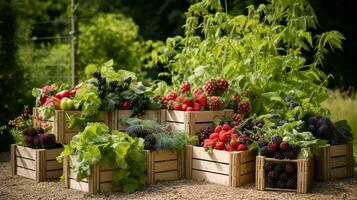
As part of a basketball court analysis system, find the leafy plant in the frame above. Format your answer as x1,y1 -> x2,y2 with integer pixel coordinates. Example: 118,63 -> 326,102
57,122 -> 147,193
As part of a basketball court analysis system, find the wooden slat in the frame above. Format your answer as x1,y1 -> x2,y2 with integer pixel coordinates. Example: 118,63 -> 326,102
154,150 -> 177,161
16,157 -> 36,170
165,110 -> 187,122
166,122 -> 186,132
265,187 -> 297,192
99,182 -> 117,193
69,179 -> 89,192
191,110 -> 229,123
190,123 -> 214,134
192,170 -> 230,186
239,172 -> 255,185
330,144 -> 348,157
185,145 -> 193,179
45,148 -> 63,160
11,144 -> 16,175
330,156 -> 348,168
240,161 -> 255,175
155,171 -> 178,182
240,151 -> 256,163
46,170 -> 62,179
69,169 -> 88,182
192,159 -> 229,175
155,160 -> 178,172
63,125 -> 81,133
331,167 -> 349,179
15,146 -> 36,160
46,160 -> 62,170
192,146 -> 230,163
16,167 -> 36,180
255,156 -> 265,190
99,170 -> 114,182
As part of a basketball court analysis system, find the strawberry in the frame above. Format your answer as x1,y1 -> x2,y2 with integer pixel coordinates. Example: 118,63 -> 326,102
180,81 -> 191,93
214,125 -> 223,133
208,96 -> 222,110
215,141 -> 225,150
175,96 -> 183,102
203,139 -> 212,148
225,145 -> 234,151
186,106 -> 193,111
230,140 -> 239,148
182,104 -> 188,111
122,100 -> 130,109
211,138 -> 219,147
222,124 -> 231,131
209,132 -> 219,140
237,144 -> 246,151
172,102 -> 182,110
197,94 -> 208,107
182,97 -> 193,106
192,87 -> 204,99
204,79 -> 217,96
166,91 -> 178,101
231,133 -> 238,139
233,113 -> 241,121
219,131 -> 230,143
193,102 -> 201,111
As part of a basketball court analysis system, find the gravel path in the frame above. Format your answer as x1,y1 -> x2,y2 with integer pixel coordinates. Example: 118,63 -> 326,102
1,152 -> 357,200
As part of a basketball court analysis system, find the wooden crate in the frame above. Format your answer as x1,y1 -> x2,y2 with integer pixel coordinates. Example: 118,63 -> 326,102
63,150 -> 183,194
11,144 -> 63,182
256,156 -> 313,194
53,110 -> 109,144
145,150 -> 184,184
315,143 -> 353,181
165,110 -> 233,135
185,145 -> 256,187
110,109 -> 165,131
33,107 -> 54,132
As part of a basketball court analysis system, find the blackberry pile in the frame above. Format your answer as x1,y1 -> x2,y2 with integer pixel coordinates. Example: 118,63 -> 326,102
197,127 -> 213,146
23,127 -> 63,149
126,125 -> 156,150
265,162 -> 297,189
259,135 -> 300,159
92,71 -> 131,99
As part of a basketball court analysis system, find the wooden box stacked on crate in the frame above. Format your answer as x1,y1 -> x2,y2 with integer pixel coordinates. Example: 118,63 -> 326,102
33,107 -> 54,132
165,110 -> 233,135
11,144 -> 63,182
315,143 -> 353,180
256,156 -> 313,194
63,150 -> 183,194
185,145 -> 256,187
54,110 -> 109,144
110,109 -> 165,131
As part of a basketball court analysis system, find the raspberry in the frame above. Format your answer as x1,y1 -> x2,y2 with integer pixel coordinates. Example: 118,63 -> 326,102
279,141 -> 289,151
233,113 -> 241,121
180,81 -> 191,93
268,141 -> 277,153
216,79 -> 229,94
231,94 -> 240,102
238,100 -> 250,113
204,79 -> 218,96
208,96 -> 222,110
166,91 -> 178,101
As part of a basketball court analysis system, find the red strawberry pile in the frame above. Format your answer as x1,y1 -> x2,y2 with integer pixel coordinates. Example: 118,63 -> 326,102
202,124 -> 249,152
160,79 -> 229,111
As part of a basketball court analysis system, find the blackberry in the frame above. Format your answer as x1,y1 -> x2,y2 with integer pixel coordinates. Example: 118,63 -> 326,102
93,71 -> 101,79
273,163 -> 284,174
197,127 -> 212,145
273,151 -> 284,159
285,163 -> 296,174
277,180 -> 286,188
267,171 -> 279,180
279,172 -> 289,181
258,139 -> 267,147
271,135 -> 283,145
264,162 -> 274,171
144,134 -> 156,150
283,150 -> 297,159
289,144 -> 301,154
286,178 -> 297,189
265,178 -> 277,188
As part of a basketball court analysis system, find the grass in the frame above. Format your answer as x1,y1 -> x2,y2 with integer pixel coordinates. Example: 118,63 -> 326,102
322,90 -> 357,164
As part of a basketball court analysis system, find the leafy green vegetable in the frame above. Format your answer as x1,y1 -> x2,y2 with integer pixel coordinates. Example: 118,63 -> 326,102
57,123 -> 147,193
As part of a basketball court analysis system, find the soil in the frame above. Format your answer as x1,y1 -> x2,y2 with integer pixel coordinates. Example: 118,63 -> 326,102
1,152 -> 357,200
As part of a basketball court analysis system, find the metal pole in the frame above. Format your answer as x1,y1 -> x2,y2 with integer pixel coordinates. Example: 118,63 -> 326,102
71,0 -> 78,87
